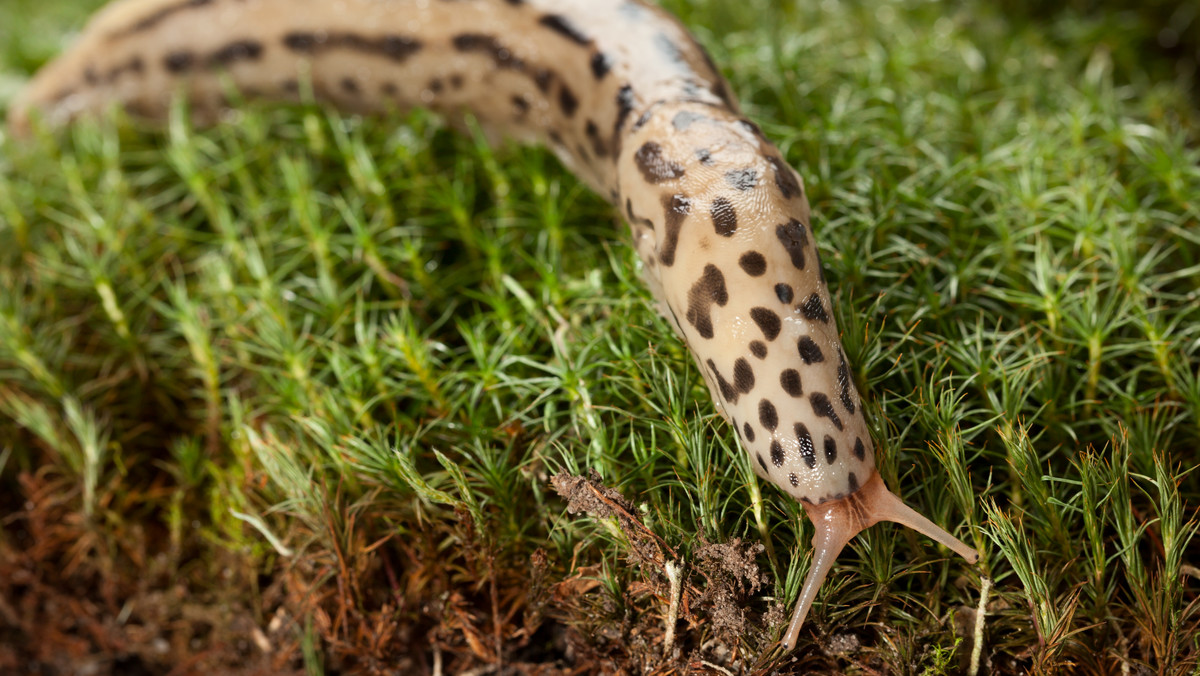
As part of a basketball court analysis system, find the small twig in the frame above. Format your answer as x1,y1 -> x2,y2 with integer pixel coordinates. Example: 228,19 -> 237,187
583,480 -> 678,558
664,560 -> 682,655
969,576 -> 992,676
490,559 -> 503,667
700,661 -> 735,676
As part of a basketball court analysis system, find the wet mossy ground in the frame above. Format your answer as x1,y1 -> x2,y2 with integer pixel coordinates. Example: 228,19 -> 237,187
1,0 -> 1199,673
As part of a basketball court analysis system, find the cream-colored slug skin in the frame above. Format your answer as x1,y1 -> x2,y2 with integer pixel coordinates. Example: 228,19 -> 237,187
10,0 -> 978,649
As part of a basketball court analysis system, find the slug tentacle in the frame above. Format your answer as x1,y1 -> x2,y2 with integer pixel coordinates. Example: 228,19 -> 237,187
783,471 -> 978,649
12,0 -> 979,651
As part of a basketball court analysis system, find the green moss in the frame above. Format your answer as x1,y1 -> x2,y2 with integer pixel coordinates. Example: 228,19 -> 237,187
1,0 -> 1198,672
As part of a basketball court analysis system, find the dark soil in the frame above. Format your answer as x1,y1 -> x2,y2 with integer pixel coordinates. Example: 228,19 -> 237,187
1,463 -> 968,675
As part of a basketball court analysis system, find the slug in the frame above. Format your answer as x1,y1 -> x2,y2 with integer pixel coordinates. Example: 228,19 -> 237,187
9,0 -> 979,649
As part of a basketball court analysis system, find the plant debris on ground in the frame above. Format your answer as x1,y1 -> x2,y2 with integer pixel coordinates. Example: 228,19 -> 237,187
1,0 -> 1199,673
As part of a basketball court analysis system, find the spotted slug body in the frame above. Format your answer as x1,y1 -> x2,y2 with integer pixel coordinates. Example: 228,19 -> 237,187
10,0 -> 978,649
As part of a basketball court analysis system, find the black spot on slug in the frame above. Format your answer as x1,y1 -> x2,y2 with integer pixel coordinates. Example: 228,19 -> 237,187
780,369 -> 803,397
768,155 -> 803,200
797,336 -> 824,364
725,168 -> 758,191
770,440 -> 785,467
759,399 -> 778,431
823,436 -> 837,464
208,40 -> 263,68
757,452 -> 768,472
750,308 -> 781,341
512,95 -> 530,114
453,33 -> 525,70
847,472 -> 859,493
614,84 -> 635,135
776,219 -> 809,270
591,52 -> 611,79
775,284 -> 794,304
163,51 -> 194,73
737,118 -> 764,138
631,108 -> 655,132
837,350 -> 856,414
707,359 -> 737,403
745,423 -> 757,443
287,32 -> 422,63
635,142 -> 685,183
733,358 -> 755,393
802,293 -> 829,323
658,194 -> 690,267
738,251 -> 766,276
789,472 -> 799,487
624,198 -> 655,231
695,148 -> 714,165
710,197 -> 738,237
750,341 -> 767,359
685,264 -> 728,339
559,85 -> 579,117
341,77 -> 360,94
795,423 -> 816,469
853,438 -> 866,461
282,32 -> 318,52
711,79 -> 735,108
539,13 -> 590,45
810,392 -> 844,431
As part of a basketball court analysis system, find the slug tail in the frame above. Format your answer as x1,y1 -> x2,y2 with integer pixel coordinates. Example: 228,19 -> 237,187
781,471 -> 977,649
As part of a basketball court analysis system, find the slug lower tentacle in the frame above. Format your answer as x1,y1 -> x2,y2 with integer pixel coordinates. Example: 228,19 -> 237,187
10,0 -> 978,649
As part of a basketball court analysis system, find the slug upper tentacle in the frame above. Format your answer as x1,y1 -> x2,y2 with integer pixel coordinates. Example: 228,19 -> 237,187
10,0 -> 978,650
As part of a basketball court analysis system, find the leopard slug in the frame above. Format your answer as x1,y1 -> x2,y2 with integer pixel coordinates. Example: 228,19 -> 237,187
9,0 -> 979,649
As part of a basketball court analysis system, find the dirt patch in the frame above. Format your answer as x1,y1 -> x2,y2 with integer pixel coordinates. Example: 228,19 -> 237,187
550,471 -> 782,673
0,463 -> 614,675
552,470 -> 674,569
1,463 -> 895,675
694,537 -> 769,640
0,469 -> 299,676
